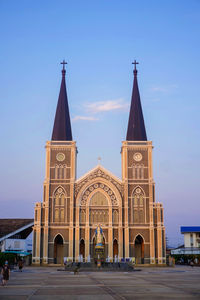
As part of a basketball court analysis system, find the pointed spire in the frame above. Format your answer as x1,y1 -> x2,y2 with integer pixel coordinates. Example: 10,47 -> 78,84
126,61 -> 147,141
51,60 -> 72,141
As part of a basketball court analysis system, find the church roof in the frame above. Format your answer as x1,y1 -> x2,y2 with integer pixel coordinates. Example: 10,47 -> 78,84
0,219 -> 34,241
51,61 -> 72,141
76,164 -> 122,184
126,62 -> 147,141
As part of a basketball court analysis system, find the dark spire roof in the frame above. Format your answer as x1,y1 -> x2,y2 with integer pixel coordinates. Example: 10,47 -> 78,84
51,61 -> 72,141
126,61 -> 147,141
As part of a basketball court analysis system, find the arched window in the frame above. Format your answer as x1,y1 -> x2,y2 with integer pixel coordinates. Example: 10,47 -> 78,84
132,187 -> 145,223
141,164 -> 144,179
54,187 -> 66,223
133,164 -> 136,179
133,164 -> 145,180
55,165 -> 59,179
58,165 -> 63,179
63,165 -> 67,179
90,192 -> 108,206
89,191 -> 109,225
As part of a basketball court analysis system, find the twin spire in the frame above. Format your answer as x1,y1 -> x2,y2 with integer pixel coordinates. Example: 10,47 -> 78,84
126,60 -> 147,141
51,60 -> 72,141
51,60 -> 147,142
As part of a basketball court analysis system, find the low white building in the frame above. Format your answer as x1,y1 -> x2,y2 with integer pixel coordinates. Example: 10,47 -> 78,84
171,226 -> 200,255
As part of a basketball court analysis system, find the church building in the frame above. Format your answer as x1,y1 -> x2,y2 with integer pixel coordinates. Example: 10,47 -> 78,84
32,61 -> 166,265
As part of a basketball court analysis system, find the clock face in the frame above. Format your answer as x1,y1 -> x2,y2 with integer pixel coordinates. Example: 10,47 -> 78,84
56,152 -> 65,162
133,152 -> 142,162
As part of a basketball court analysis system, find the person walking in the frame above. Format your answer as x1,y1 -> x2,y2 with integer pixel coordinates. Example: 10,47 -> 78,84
18,259 -> 23,272
1,262 -> 10,286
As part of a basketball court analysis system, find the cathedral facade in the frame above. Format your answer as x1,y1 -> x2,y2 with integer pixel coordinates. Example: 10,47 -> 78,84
32,62 -> 166,265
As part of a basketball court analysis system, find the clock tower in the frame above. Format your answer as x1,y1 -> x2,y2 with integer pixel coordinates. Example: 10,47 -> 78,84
121,61 -> 165,264
32,61 -> 77,264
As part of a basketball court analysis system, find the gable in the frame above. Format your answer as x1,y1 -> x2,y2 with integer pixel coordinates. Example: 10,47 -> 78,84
75,165 -> 123,197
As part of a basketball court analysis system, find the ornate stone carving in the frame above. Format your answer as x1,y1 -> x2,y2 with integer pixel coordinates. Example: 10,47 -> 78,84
79,182 -> 118,206
75,168 -> 123,197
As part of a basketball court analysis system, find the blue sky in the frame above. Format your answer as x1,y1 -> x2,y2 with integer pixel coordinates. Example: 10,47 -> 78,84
0,0 -> 200,247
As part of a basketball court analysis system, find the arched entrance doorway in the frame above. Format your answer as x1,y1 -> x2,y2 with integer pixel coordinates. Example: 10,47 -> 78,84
113,239 -> 118,260
135,235 -> 144,264
54,234 -> 64,264
80,239 -> 85,261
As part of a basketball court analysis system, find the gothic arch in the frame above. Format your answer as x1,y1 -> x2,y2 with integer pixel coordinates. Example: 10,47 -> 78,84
76,177 -> 123,208
132,186 -> 146,224
54,234 -> 64,264
113,239 -> 118,257
84,188 -> 112,227
79,239 -> 85,259
134,234 -> 145,264
53,233 -> 65,243
133,233 -> 145,244
75,174 -> 123,261
52,185 -> 67,197
52,187 -> 67,222
132,185 -> 146,197
86,188 -> 111,207
76,178 -> 123,228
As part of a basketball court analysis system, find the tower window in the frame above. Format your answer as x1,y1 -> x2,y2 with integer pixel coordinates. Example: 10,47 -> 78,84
132,187 -> 145,223
53,187 -> 66,222
133,164 -> 145,180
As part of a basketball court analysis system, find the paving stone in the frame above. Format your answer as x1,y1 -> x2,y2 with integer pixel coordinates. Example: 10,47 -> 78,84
30,296 -> 113,300
0,266 -> 200,299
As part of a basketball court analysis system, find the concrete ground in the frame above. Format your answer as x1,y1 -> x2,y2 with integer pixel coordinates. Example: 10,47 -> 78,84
0,265 -> 200,299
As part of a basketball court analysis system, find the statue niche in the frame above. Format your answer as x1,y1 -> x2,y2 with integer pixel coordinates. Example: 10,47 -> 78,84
95,224 -> 103,247
94,224 -> 105,263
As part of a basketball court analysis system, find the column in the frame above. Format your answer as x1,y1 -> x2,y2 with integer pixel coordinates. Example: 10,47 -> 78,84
75,227 -> 80,262
85,206 -> 90,260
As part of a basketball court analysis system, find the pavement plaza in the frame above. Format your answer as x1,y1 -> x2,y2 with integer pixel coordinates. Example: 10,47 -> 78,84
0,265 -> 200,299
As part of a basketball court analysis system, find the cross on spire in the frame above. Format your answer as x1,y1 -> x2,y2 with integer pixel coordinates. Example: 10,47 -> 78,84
97,156 -> 101,165
60,59 -> 67,71
132,60 -> 139,71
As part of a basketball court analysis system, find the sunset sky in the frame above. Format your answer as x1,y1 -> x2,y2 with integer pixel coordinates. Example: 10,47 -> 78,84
0,0 -> 200,247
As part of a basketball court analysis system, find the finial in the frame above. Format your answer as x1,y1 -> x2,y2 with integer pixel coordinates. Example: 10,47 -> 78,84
132,60 -> 139,76
60,60 -> 67,76
97,156 -> 101,165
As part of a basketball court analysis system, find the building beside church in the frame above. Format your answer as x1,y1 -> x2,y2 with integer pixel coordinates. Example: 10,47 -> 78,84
171,226 -> 200,256
32,62 -> 166,265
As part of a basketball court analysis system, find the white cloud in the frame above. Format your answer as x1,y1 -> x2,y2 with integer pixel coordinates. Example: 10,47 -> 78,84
150,84 -> 178,93
85,99 -> 129,114
72,115 -> 98,122
151,87 -> 167,92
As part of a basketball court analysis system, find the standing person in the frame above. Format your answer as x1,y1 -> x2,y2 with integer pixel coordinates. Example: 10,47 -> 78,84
1,262 -> 10,286
18,259 -> 23,272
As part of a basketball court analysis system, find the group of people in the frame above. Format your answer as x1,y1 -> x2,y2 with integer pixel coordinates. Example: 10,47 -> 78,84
1,259 -> 23,286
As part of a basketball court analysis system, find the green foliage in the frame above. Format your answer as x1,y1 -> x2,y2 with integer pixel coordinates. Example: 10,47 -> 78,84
0,253 -> 16,266
171,254 -> 200,263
